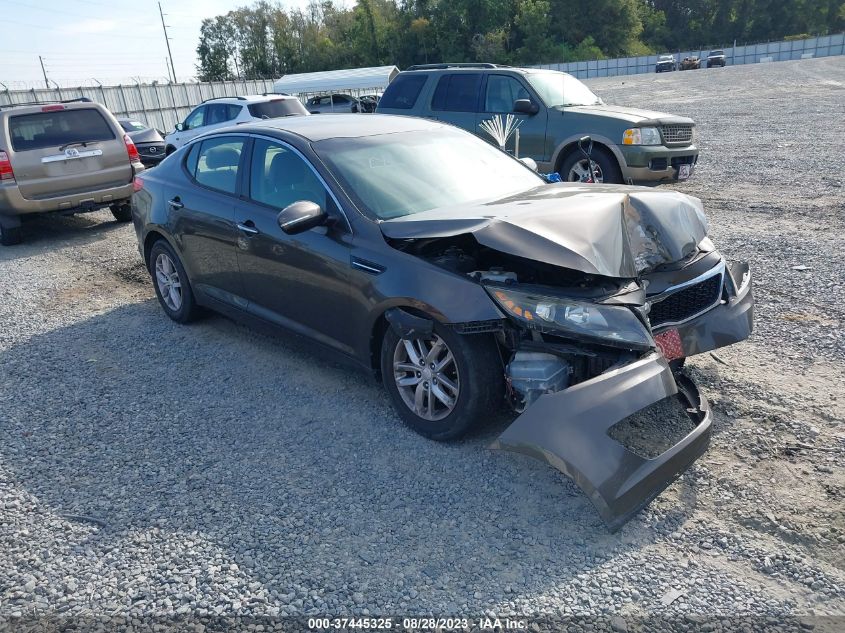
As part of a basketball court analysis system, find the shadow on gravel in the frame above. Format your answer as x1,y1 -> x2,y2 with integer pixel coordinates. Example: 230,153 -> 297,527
0,300 -> 700,610
0,212 -> 125,262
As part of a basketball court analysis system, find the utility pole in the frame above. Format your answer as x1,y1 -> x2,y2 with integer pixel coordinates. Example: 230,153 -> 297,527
39,56 -> 49,89
159,2 -> 177,83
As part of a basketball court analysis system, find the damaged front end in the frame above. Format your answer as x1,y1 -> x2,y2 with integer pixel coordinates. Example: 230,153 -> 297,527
382,186 -> 754,530
486,255 -> 751,531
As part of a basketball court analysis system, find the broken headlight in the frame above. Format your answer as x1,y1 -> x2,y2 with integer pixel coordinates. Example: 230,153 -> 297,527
488,287 -> 653,349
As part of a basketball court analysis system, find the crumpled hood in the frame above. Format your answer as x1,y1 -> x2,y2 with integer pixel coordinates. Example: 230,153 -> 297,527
380,183 -> 709,278
557,104 -> 694,126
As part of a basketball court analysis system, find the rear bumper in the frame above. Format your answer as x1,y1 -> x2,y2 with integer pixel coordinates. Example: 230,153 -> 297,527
619,144 -> 699,184
0,179 -> 137,217
492,353 -> 711,532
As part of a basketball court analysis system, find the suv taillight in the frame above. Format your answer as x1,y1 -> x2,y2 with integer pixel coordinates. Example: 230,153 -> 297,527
124,134 -> 141,163
0,151 -> 15,182
132,176 -> 144,192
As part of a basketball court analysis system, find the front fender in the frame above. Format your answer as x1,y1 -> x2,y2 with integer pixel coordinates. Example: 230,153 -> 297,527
549,132 -> 626,174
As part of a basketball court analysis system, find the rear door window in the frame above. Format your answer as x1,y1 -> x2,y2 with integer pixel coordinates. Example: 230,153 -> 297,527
431,74 -> 482,112
9,108 -> 115,152
379,74 -> 427,110
206,104 -> 235,125
191,136 -> 245,195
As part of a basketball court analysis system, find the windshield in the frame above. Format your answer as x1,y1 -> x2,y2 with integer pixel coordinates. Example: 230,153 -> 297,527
659,55 -> 674,61
120,120 -> 147,132
525,71 -> 602,107
314,128 -> 543,220
710,50 -> 724,56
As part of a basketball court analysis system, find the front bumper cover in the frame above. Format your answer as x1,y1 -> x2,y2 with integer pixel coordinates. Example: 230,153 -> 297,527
492,352 -> 710,531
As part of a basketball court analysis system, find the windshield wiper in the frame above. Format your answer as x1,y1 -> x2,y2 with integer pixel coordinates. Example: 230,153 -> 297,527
58,140 -> 100,152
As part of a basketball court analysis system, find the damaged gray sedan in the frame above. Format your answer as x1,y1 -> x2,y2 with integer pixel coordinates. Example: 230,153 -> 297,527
132,115 -> 753,531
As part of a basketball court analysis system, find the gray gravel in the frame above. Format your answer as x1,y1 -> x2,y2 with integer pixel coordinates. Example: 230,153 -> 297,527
1,57 -> 844,631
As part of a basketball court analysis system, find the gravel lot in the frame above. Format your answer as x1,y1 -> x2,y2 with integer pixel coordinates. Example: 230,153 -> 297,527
1,57 -> 843,631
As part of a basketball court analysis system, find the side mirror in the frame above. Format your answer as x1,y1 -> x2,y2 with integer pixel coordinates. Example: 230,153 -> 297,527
513,99 -> 539,115
277,200 -> 327,235
519,157 -> 538,171
175,122 -> 185,132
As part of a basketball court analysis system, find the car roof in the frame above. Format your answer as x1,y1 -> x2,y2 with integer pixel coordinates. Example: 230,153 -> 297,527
234,113 -> 446,142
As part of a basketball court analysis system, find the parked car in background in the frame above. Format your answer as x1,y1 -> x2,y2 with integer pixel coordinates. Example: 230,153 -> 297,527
119,119 -> 165,167
0,99 -> 144,245
131,114 -> 752,531
376,63 -> 698,185
306,93 -> 359,114
707,50 -> 727,67
164,95 -> 308,154
656,55 -> 677,72
680,56 -> 701,70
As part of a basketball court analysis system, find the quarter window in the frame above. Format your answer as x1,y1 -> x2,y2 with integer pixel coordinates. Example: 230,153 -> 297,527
431,74 -> 482,112
249,138 -> 327,210
191,136 -> 244,195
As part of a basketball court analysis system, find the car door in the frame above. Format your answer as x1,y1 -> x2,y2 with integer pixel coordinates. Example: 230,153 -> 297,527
168,135 -> 247,307
429,73 -> 482,132
235,136 -> 356,355
476,74 -> 549,161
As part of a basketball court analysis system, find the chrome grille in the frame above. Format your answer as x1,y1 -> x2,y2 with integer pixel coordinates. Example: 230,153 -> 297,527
661,124 -> 693,145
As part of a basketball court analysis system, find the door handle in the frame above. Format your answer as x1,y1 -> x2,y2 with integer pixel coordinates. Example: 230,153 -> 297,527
168,197 -> 184,210
236,221 -> 259,236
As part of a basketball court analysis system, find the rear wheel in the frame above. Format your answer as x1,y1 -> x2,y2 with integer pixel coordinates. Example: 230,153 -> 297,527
559,146 -> 623,184
380,322 -> 502,441
149,239 -> 201,323
0,224 -> 22,246
110,203 -> 132,222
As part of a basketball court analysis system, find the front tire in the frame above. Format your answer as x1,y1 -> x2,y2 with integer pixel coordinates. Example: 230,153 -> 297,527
148,239 -> 201,323
559,146 -> 623,184
380,322 -> 502,441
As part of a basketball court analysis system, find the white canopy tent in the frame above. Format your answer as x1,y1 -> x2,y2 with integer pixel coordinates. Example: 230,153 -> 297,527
273,65 -> 399,96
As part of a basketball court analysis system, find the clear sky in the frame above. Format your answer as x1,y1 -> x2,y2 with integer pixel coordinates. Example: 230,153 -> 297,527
2,0 -> 310,88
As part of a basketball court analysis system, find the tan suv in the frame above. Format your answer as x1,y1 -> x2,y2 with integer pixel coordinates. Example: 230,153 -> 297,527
0,99 -> 145,245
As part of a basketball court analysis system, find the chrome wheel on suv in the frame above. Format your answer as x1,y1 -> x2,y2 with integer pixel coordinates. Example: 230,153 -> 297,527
566,158 -> 604,183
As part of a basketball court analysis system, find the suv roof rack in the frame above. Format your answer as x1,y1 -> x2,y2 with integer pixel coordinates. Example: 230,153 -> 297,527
0,97 -> 93,110
405,63 -> 507,71
201,96 -> 248,103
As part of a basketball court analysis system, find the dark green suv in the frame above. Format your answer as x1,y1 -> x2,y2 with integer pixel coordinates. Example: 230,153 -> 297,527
376,63 -> 699,185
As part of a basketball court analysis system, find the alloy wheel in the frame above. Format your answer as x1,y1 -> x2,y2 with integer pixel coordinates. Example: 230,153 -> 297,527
392,334 -> 460,421
567,158 -> 604,183
155,253 -> 183,312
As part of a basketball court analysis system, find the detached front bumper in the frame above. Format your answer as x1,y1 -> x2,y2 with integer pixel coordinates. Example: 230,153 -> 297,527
493,353 -> 711,531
